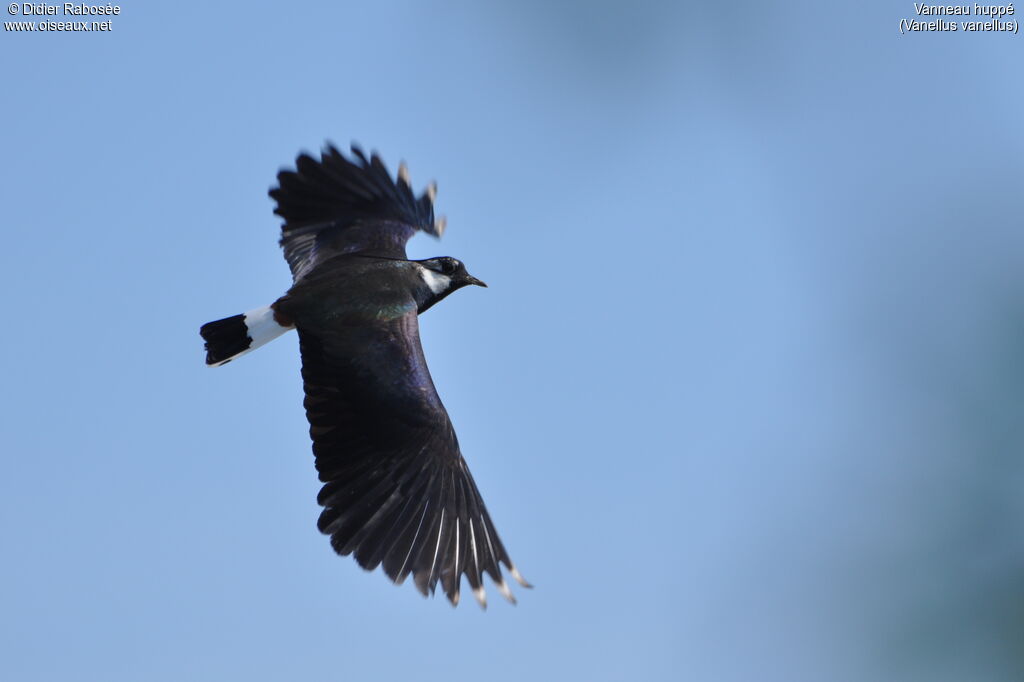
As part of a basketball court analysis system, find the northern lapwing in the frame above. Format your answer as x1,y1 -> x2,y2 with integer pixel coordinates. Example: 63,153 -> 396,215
200,145 -> 529,608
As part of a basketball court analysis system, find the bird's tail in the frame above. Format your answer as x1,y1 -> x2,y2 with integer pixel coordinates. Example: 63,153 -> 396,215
200,305 -> 294,367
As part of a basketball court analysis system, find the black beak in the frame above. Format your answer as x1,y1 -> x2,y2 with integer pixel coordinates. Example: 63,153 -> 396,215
465,275 -> 488,288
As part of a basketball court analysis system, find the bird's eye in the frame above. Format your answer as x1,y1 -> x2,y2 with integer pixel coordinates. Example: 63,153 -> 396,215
441,260 -> 457,275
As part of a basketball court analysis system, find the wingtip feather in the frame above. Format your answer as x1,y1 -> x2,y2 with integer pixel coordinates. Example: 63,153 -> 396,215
497,578 -> 517,605
510,565 -> 532,589
473,585 -> 488,609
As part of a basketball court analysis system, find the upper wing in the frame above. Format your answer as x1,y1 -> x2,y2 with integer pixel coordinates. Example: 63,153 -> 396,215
297,311 -> 528,607
269,144 -> 446,280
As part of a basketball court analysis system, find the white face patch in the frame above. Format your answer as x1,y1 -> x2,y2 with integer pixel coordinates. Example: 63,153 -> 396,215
419,267 -> 451,295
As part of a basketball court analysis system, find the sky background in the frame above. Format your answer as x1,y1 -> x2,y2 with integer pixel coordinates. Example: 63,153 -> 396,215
3,2 -> 1024,681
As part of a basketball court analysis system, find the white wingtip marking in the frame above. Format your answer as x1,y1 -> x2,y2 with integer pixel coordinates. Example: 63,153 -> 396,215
426,181 -> 437,202
473,585 -> 487,609
510,565 -> 532,588
434,216 -> 447,237
497,579 -> 517,605
398,161 -> 410,184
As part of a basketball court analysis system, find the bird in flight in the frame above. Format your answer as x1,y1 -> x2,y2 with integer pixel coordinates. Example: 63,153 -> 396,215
200,144 -> 529,608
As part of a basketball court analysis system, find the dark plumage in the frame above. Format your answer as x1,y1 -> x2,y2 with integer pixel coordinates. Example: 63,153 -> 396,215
199,144 -> 528,607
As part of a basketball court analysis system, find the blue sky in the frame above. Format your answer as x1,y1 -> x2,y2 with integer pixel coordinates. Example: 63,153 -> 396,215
3,2 -> 1024,681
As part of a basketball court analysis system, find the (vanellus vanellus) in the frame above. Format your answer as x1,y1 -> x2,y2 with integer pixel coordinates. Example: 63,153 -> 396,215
200,144 -> 529,608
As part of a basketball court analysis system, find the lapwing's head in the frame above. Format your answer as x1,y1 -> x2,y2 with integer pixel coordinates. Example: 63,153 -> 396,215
415,256 -> 487,313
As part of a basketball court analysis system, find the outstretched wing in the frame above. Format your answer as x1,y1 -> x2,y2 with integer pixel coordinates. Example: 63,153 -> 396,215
297,311 -> 528,607
269,144 -> 446,280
